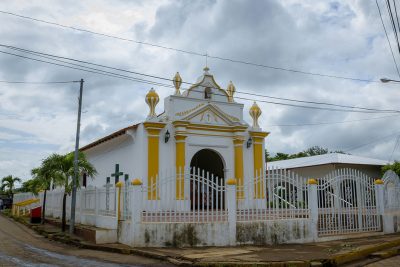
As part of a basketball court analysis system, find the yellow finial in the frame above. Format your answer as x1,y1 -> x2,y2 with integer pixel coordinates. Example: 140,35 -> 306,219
145,88 -> 159,119
249,101 -> 262,128
226,178 -> 237,185
307,178 -> 318,185
173,72 -> 182,95
374,179 -> 384,185
131,178 -> 143,186
227,81 -> 236,102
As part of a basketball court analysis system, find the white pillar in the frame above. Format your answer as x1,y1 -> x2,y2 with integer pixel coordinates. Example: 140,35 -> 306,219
307,179 -> 318,241
116,182 -> 123,224
387,187 -> 396,209
375,180 -> 391,233
94,187 -> 99,227
375,181 -> 384,215
131,179 -> 143,246
226,178 -> 237,246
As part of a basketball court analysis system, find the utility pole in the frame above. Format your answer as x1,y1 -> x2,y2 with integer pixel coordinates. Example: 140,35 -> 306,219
70,78 -> 84,235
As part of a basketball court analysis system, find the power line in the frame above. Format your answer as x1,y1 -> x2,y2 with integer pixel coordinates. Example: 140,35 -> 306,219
0,49 -> 398,115
376,0 -> 400,78
344,131 -> 400,152
0,80 -> 79,84
0,50 -> 171,88
386,0 -> 400,55
1,44 -> 399,114
269,114 -> 400,127
389,134 -> 400,162
0,10 -> 381,83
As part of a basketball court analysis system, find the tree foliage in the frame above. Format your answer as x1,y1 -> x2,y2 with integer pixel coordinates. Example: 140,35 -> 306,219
382,161 -> 400,177
266,146 -> 346,162
1,175 -> 21,197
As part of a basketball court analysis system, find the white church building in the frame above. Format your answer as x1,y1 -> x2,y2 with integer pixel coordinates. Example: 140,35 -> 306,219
81,67 -> 268,197
16,67 -> 400,247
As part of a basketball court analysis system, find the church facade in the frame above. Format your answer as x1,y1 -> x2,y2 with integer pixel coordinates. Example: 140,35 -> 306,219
82,67 -> 269,197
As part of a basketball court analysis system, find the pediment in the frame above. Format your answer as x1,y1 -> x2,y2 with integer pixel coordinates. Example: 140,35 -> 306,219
181,104 -> 240,126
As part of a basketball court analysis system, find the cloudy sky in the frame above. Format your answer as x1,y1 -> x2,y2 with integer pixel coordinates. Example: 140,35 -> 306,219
0,0 -> 400,183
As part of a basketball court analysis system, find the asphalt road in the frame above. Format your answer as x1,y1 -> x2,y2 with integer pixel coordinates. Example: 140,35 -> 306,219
0,214 -> 171,267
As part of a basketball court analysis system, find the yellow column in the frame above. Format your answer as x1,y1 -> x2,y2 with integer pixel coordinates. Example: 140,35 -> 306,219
144,122 -> 165,200
173,121 -> 189,200
233,137 -> 244,199
249,131 -> 269,199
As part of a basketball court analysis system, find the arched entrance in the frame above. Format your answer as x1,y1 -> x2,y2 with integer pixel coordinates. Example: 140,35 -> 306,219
190,149 -> 225,210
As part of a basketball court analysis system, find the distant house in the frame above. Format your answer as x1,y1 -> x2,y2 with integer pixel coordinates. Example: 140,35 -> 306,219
267,153 -> 388,179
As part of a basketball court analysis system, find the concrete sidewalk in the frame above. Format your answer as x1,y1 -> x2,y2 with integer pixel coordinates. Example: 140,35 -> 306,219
6,213 -> 400,266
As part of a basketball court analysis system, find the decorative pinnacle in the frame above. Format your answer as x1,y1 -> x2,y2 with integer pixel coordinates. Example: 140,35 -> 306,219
249,101 -> 262,129
227,81 -> 236,102
145,88 -> 160,119
173,72 -> 182,95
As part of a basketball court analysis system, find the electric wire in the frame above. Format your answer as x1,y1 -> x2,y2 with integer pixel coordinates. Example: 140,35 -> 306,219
386,0 -> 400,55
389,134 -> 400,162
1,44 -> 399,114
0,48 -> 398,114
0,80 -> 79,84
376,0 -> 400,78
269,114 -> 400,127
344,131 -> 400,152
0,10 -> 381,83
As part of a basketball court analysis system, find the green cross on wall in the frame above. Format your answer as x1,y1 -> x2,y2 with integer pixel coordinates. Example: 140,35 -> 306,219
111,164 -> 124,184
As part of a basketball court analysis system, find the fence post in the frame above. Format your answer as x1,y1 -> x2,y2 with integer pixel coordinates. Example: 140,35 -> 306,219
226,178 -> 237,246
387,187 -> 396,209
374,179 -> 389,233
307,178 -> 318,241
94,187 -> 99,226
116,181 -> 123,221
131,178 -> 143,246
374,179 -> 384,215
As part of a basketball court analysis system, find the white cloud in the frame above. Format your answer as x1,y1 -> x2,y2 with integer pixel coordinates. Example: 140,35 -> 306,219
0,0 -> 399,181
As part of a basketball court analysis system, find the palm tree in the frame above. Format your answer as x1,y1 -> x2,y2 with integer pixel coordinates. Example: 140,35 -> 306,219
1,175 -> 22,199
31,155 -> 64,224
46,152 -> 96,232
20,178 -> 43,195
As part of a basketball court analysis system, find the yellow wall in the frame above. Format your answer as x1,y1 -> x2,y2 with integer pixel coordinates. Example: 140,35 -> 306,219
233,138 -> 244,199
175,135 -> 187,199
250,131 -> 269,199
144,122 -> 165,200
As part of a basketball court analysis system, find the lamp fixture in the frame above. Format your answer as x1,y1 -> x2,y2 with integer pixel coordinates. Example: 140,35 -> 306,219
246,137 -> 253,148
165,130 -> 170,143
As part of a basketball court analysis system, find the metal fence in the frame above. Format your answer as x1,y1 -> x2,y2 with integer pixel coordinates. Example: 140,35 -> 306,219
237,168 -> 309,222
317,169 -> 380,236
141,167 -> 227,223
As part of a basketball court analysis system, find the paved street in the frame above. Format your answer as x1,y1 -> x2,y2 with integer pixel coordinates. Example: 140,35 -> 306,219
0,214 -> 171,267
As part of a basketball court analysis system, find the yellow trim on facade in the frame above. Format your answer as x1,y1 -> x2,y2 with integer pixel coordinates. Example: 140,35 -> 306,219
249,131 -> 269,199
144,122 -> 165,200
233,137 -> 245,199
187,123 -> 247,133
175,134 -> 187,200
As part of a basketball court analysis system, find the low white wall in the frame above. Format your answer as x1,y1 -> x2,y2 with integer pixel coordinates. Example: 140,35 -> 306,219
236,219 -> 314,245
120,222 -> 230,247
96,229 -> 118,244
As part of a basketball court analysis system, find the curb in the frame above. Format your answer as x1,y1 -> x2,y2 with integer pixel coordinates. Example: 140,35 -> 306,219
330,238 -> 400,266
3,214 -> 400,267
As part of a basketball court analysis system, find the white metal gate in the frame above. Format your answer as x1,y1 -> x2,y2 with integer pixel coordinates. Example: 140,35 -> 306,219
317,169 -> 381,236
